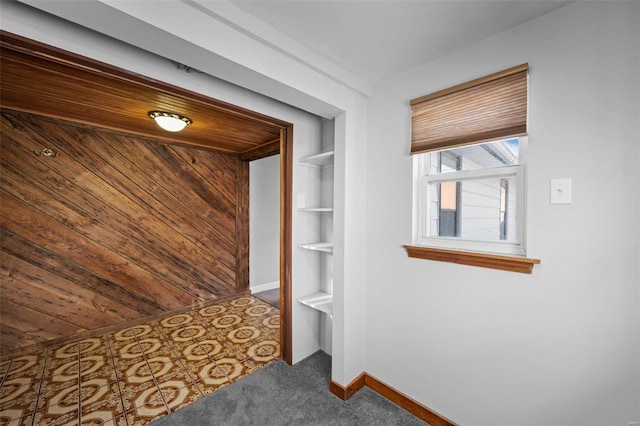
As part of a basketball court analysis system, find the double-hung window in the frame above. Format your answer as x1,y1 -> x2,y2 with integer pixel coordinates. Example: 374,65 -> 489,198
414,137 -> 526,256
407,64 -> 539,272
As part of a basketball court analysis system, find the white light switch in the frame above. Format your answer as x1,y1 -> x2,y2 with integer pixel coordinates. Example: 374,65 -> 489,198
297,193 -> 306,208
550,178 -> 572,204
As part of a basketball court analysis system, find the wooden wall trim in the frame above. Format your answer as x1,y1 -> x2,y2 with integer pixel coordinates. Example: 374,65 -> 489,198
236,157 -> 250,292
364,374 -> 456,426
329,373 -> 366,400
240,139 -> 280,161
330,373 -> 457,426
404,245 -> 540,274
280,125 -> 293,365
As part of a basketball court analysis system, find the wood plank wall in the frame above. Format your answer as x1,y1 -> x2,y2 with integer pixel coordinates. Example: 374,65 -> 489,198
0,110 -> 248,354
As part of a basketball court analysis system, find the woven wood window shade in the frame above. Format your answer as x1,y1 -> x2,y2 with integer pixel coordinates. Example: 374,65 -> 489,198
410,63 -> 529,155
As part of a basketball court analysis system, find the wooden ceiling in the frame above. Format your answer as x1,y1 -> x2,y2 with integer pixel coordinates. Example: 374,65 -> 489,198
0,31 -> 288,159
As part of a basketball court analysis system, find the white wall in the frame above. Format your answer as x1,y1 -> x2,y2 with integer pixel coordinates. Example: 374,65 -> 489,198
365,2 -> 639,425
249,155 -> 280,292
8,3 -> 636,423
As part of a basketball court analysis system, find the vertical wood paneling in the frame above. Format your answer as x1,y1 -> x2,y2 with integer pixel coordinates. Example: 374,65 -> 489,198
236,158 -> 250,292
280,125 -> 294,364
0,110 -> 248,353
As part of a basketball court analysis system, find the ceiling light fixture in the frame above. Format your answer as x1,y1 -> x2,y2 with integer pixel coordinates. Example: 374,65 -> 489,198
148,111 -> 192,132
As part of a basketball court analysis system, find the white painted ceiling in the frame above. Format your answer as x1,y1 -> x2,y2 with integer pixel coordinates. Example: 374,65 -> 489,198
8,0 -> 571,110
230,1 -> 570,84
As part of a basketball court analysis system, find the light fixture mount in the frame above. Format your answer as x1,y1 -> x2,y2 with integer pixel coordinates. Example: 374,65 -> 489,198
148,111 -> 192,132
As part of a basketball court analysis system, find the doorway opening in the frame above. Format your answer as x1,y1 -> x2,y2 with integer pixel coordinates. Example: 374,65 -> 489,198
242,126 -> 293,365
248,154 -> 281,309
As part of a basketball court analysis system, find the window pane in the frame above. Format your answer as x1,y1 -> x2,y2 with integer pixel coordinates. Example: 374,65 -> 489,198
438,151 -> 460,173
439,181 -> 459,236
429,176 -> 518,242
430,138 -> 519,174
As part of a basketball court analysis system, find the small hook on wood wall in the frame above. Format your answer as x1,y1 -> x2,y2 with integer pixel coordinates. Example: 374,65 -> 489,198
34,148 -> 58,158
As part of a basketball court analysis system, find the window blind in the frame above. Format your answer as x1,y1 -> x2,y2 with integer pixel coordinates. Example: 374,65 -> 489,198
410,63 -> 528,155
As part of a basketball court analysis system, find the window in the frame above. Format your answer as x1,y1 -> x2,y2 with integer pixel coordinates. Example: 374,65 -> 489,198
414,138 -> 526,256
436,151 -> 461,237
406,64 -> 540,272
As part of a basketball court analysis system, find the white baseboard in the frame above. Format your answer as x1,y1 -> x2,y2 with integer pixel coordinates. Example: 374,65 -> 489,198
250,281 -> 279,294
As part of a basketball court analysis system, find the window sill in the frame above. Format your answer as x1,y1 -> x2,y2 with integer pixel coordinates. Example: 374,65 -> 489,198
403,245 -> 540,274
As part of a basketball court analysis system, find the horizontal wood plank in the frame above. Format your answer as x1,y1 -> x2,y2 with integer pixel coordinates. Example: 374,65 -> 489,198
1,251 -> 140,327
1,193 -> 194,309
0,299 -> 87,347
1,228 -> 164,316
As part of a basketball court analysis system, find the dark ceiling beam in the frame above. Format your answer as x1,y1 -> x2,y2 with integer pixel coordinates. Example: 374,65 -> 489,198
239,138 -> 281,162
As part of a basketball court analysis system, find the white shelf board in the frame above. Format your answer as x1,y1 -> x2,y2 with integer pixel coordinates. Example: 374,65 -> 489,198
298,291 -> 333,315
299,207 -> 333,213
298,242 -> 333,253
299,151 -> 334,167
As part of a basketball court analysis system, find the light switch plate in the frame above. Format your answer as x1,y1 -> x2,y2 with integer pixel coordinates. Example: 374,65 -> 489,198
550,178 -> 572,204
297,193 -> 306,209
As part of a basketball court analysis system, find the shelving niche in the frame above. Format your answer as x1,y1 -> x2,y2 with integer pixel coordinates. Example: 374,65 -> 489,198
298,150 -> 333,168
299,207 -> 333,213
298,242 -> 333,253
298,145 -> 334,324
298,291 -> 332,316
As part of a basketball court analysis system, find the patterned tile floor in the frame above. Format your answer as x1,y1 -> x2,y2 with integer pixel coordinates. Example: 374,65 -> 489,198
0,296 -> 280,425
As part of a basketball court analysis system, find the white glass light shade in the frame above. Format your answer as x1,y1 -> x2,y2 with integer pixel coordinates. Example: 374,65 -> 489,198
148,111 -> 192,132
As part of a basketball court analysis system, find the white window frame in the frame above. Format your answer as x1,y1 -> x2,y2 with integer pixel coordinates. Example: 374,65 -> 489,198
412,138 -> 528,257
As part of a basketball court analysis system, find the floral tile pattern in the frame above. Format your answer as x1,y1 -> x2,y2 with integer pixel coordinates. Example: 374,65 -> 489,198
0,296 -> 280,425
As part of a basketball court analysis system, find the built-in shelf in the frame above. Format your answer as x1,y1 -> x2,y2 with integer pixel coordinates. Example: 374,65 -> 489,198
299,207 -> 334,213
298,291 -> 333,316
298,242 -> 333,253
299,151 -> 334,167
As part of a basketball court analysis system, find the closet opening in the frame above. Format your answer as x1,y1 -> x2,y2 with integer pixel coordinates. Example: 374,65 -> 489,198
0,31 -> 294,365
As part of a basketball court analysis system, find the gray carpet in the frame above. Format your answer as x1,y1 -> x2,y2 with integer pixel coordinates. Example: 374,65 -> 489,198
151,351 -> 427,425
